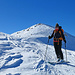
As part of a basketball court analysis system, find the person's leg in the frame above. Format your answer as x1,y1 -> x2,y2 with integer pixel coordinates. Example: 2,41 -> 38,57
54,42 -> 60,59
58,42 -> 63,60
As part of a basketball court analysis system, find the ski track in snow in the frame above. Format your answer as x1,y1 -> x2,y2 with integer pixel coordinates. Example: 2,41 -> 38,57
0,24 -> 75,75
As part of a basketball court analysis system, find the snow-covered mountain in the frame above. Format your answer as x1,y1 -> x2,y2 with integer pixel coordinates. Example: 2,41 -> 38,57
0,23 -> 75,75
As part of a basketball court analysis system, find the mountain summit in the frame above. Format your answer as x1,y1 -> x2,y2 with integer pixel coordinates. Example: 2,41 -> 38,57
11,23 -> 75,50
0,23 -> 75,75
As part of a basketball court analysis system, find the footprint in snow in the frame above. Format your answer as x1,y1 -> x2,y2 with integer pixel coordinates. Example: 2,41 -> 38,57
36,59 -> 44,69
0,54 -> 23,70
9,53 -> 15,55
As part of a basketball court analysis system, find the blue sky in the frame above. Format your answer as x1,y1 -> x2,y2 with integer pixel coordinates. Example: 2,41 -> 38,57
0,0 -> 75,36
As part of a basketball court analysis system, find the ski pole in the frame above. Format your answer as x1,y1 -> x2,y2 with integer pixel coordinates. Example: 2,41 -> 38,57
44,38 -> 49,61
65,43 -> 67,61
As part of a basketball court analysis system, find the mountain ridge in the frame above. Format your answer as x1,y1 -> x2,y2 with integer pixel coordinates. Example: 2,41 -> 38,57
0,23 -> 75,75
10,23 -> 75,50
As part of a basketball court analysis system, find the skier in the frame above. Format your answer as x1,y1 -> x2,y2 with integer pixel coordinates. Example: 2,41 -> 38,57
48,23 -> 66,62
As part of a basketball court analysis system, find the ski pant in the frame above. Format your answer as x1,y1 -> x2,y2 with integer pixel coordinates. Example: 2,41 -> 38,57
54,41 -> 63,59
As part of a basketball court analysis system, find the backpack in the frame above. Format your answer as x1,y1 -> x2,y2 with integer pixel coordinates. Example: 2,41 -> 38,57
54,26 -> 64,41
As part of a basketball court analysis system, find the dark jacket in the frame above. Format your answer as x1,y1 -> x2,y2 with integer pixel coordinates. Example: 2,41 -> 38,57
49,28 -> 66,42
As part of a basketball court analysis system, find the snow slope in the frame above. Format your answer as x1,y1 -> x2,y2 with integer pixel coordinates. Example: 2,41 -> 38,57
0,23 -> 75,75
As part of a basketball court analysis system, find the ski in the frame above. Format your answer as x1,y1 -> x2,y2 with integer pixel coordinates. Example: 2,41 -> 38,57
48,61 -> 70,65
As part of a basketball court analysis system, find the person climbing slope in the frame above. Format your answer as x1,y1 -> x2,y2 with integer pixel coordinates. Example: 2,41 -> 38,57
48,23 -> 66,62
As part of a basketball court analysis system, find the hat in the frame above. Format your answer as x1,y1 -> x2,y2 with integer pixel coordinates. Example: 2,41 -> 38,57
55,23 -> 59,28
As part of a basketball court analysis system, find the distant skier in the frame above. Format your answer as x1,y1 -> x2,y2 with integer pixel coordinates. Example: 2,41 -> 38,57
48,23 -> 66,62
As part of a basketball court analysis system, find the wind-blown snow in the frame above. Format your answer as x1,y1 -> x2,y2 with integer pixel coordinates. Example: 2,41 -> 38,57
0,23 -> 75,75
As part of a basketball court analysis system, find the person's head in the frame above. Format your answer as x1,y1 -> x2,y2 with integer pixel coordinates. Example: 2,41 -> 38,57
55,23 -> 59,28
55,23 -> 59,31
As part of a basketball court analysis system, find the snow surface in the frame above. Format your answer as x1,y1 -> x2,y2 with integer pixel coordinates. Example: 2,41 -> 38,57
0,23 -> 75,75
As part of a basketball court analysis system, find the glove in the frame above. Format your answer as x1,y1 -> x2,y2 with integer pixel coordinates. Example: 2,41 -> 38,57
64,39 -> 66,43
48,36 -> 51,39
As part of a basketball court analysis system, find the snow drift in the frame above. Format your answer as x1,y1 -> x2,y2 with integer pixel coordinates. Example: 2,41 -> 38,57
0,23 -> 75,75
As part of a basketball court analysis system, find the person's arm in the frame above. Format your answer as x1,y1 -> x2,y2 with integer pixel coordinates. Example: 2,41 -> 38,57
48,31 -> 54,39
